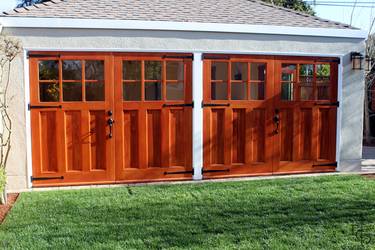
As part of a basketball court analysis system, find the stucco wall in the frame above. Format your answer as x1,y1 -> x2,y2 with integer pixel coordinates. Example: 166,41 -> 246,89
2,28 -> 365,191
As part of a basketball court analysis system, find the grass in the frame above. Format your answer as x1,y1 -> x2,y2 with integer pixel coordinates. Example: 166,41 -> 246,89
0,175 -> 374,249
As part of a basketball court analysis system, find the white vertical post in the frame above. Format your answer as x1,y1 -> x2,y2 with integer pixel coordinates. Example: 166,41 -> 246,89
24,50 -> 32,189
335,56 -> 344,172
192,52 -> 203,180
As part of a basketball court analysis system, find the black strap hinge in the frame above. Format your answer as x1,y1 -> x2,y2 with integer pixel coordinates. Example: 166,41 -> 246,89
202,54 -> 230,60
312,162 -> 337,167
202,168 -> 230,174
27,54 -> 61,59
162,102 -> 194,108
162,55 -> 194,60
28,104 -> 62,110
315,102 -> 339,107
31,176 -> 64,182
202,102 -> 230,108
164,170 -> 194,175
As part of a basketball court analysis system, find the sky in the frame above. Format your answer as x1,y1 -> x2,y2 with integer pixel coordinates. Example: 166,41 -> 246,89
0,0 -> 374,33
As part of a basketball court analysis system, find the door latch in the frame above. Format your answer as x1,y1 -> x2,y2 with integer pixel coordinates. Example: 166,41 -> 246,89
273,109 -> 280,134
107,118 -> 114,138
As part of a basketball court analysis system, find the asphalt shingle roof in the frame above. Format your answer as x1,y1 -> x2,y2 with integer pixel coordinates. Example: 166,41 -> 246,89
1,0 -> 354,29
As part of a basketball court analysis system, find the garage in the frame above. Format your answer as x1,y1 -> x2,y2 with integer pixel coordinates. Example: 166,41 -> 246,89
0,0 -> 366,190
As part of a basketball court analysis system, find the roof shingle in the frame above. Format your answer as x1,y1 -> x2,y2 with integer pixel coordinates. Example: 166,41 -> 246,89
1,0 -> 355,29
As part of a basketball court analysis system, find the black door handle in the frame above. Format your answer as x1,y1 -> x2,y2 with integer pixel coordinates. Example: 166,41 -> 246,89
107,118 -> 114,138
273,114 -> 280,134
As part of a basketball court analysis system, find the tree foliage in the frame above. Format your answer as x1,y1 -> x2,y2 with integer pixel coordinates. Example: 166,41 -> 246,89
262,0 -> 315,15
17,0 -> 48,8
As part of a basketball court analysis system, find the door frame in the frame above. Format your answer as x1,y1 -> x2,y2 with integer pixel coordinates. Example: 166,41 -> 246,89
23,49 -> 344,188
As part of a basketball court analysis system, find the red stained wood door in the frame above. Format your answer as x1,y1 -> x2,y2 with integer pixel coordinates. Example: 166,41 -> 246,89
30,53 -> 115,186
273,58 -> 338,173
202,55 -> 338,179
114,54 -> 193,182
202,56 -> 275,178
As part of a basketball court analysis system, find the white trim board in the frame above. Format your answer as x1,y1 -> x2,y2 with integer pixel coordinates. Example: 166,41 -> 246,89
0,17 -> 367,39
23,47 -> 345,58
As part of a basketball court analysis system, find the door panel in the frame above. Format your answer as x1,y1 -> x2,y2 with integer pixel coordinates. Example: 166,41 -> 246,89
273,59 -> 338,173
30,54 -> 115,186
114,54 -> 193,182
202,56 -> 274,178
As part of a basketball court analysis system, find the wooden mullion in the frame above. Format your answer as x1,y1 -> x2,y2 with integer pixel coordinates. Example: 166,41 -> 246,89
247,62 -> 251,100
227,61 -> 231,100
82,60 -> 86,102
313,64 -> 317,100
162,60 -> 167,101
59,59 -> 63,102
295,64 -> 300,102
141,61 -> 145,101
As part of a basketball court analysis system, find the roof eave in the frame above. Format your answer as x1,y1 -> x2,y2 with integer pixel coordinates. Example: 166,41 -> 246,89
0,17 -> 368,39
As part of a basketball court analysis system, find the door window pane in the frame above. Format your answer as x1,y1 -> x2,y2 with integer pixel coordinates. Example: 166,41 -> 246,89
300,64 -> 314,100
250,82 -> 265,100
281,82 -> 294,101
145,61 -> 162,80
166,82 -> 184,100
211,62 -> 228,81
63,82 -> 82,101
124,82 -> 141,101
317,85 -> 330,100
166,62 -> 184,81
301,86 -> 314,100
39,60 -> 59,80
231,82 -> 246,100
85,60 -> 104,80
231,62 -> 247,81
123,61 -> 141,80
316,64 -> 330,82
85,60 -> 105,101
40,83 -> 59,102
145,82 -> 162,100
282,64 -> 297,81
250,63 -> 266,81
299,64 -> 313,83
211,82 -> 228,100
63,60 -> 82,80
86,82 -> 104,101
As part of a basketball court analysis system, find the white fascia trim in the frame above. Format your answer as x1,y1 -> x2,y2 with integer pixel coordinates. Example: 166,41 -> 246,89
0,17 -> 367,39
23,47 -> 345,58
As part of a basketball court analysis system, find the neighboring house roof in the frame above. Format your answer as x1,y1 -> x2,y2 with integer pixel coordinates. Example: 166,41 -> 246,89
1,0 -> 354,30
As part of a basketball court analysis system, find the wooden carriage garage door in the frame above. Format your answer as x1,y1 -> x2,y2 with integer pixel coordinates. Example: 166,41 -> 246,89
202,55 -> 338,178
29,53 -> 115,186
30,52 -> 192,186
114,54 -> 193,182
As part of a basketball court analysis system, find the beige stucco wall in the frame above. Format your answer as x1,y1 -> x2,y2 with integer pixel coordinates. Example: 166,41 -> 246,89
2,27 -> 366,191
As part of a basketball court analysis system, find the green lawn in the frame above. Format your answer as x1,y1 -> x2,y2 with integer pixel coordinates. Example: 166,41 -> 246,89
0,175 -> 374,249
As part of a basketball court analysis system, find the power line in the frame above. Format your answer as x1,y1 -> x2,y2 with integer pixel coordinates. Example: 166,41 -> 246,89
304,1 -> 375,7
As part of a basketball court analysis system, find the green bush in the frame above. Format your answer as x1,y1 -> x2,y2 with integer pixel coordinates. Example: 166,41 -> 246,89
0,167 -> 6,194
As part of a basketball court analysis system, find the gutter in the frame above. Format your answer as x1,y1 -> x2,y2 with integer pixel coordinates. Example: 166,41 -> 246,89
0,17 -> 368,39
